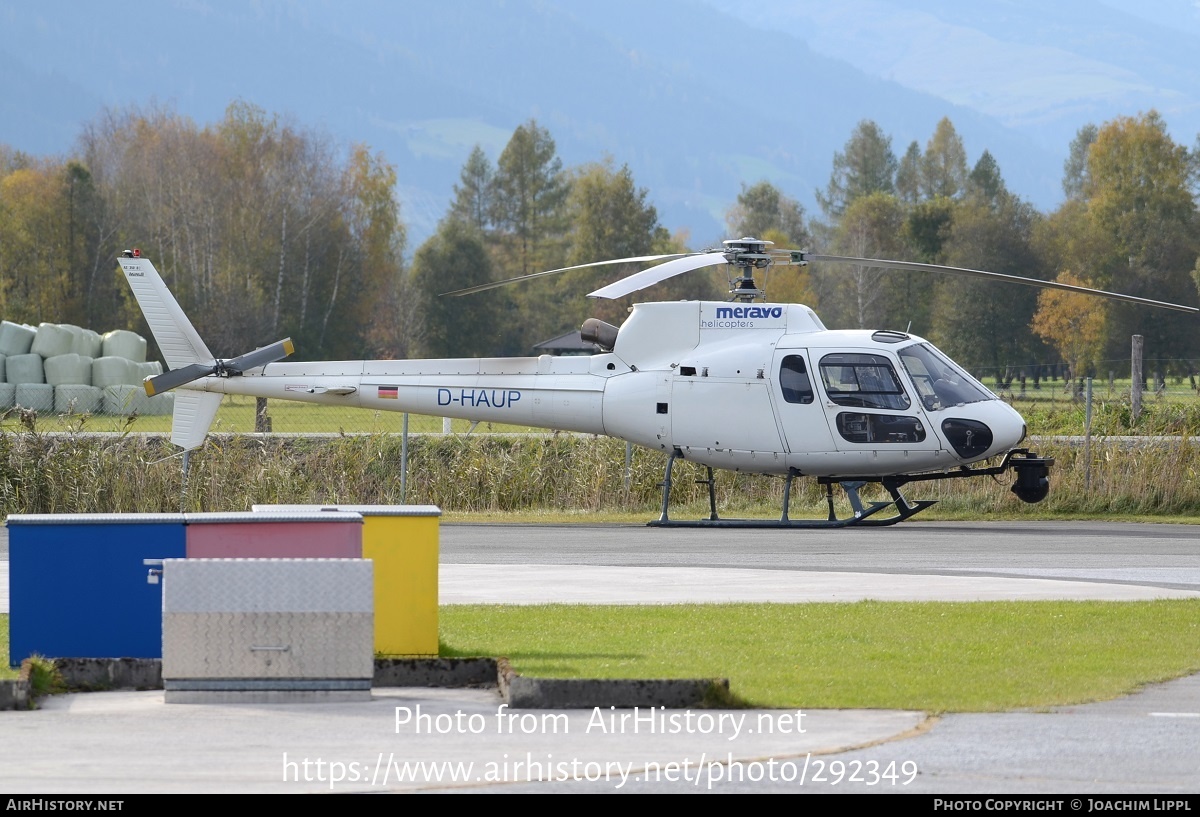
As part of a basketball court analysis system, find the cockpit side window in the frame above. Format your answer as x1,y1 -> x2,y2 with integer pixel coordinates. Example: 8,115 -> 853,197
898,343 -> 994,411
779,355 -> 814,404
818,353 -> 910,410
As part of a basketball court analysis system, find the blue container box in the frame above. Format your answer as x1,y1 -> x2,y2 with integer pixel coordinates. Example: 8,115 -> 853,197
7,514 -> 186,665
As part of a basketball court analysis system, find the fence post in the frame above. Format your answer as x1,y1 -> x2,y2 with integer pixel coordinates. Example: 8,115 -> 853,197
180,449 -> 190,513
624,441 -> 633,492
255,397 -> 271,432
1132,335 -> 1144,421
401,413 -> 409,503
1084,377 -> 1093,492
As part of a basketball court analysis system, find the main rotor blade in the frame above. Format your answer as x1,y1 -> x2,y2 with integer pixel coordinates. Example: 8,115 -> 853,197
588,252 -> 727,299
223,338 -> 295,373
805,254 -> 1200,314
442,253 -> 692,297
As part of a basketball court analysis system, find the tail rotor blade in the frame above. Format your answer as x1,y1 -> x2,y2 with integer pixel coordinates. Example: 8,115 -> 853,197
141,338 -> 295,396
223,338 -> 295,374
143,362 -> 218,396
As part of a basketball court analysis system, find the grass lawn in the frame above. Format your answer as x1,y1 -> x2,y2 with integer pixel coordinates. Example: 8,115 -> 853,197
439,600 -> 1200,711
439,595 -> 1200,710
4,600 -> 1198,712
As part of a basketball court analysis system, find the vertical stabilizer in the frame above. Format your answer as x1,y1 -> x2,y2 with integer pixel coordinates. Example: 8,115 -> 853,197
117,253 -> 214,369
117,251 -> 219,450
171,390 -> 223,451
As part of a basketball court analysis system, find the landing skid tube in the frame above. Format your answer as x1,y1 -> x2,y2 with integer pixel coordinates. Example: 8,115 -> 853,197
646,451 -> 934,529
645,448 -> 1051,529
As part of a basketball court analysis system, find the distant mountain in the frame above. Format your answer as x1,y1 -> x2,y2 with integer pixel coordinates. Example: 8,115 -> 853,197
703,0 -> 1200,153
0,0 -> 1145,250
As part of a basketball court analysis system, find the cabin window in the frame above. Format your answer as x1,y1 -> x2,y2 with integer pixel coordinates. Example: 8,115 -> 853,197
835,412 -> 926,444
779,355 -> 814,404
818,353 -> 911,411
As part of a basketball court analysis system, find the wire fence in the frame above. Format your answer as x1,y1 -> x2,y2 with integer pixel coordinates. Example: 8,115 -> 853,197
6,359 -> 1200,439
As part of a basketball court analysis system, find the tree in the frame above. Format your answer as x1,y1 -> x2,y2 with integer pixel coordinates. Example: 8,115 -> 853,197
1062,124 -> 1098,201
815,192 -> 909,329
931,193 -> 1046,378
1036,112 -> 1200,376
1032,270 -> 1108,378
490,120 -> 570,277
560,159 -> 672,329
448,145 -> 494,232
409,219 -> 499,358
902,197 -> 955,262
816,120 -> 898,219
920,118 -> 969,200
967,150 -> 1007,205
1087,112 -> 1199,369
895,140 -> 922,204
71,102 -> 407,362
725,181 -> 808,247
341,144 -> 407,359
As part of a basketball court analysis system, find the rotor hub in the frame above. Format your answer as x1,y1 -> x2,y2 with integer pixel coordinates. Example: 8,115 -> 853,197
723,237 -> 772,302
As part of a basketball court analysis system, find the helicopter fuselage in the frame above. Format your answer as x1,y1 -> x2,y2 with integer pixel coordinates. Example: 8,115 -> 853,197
185,300 -> 1026,480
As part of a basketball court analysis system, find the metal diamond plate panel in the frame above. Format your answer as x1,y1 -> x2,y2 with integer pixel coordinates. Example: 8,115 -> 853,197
163,612 -> 373,679
162,559 -> 373,613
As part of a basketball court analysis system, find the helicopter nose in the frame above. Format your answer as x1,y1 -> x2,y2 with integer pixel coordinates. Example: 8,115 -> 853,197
939,402 -> 1027,461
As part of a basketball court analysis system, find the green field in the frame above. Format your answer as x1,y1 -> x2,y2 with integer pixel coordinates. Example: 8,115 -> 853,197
6,601 -> 1200,711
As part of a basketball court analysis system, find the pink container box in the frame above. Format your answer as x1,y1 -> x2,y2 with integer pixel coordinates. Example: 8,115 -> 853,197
183,511 -> 363,558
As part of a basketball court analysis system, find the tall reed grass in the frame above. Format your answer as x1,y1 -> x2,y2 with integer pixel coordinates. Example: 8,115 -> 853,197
0,426 -> 1198,519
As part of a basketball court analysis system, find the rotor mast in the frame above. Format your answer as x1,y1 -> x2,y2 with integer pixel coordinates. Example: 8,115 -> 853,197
723,237 -> 771,302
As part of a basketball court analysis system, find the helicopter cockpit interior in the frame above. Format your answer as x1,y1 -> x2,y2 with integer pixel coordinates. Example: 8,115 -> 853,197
897,343 -> 994,411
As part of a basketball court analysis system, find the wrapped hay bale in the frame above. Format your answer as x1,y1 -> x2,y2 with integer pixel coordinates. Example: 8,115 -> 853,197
101,329 -> 147,362
14,383 -> 54,413
31,323 -> 75,358
6,353 -> 44,385
142,392 -> 174,416
136,361 -> 163,378
71,328 -> 103,358
0,353 -> 6,382
0,321 -> 35,356
0,383 -> 14,409
92,356 -> 137,388
102,384 -> 149,416
44,353 -> 93,387
55,384 -> 102,415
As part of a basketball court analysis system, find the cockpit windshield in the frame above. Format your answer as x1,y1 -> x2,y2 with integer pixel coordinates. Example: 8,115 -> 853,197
898,343 -> 995,411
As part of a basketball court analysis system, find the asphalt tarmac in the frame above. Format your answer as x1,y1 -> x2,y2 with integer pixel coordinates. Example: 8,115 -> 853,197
1,521 -> 1199,794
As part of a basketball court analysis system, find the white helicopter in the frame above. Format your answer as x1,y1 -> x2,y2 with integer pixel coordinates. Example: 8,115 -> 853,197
117,238 -> 1197,527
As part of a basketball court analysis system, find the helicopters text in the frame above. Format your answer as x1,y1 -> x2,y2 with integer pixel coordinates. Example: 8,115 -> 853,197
116,238 -> 1197,528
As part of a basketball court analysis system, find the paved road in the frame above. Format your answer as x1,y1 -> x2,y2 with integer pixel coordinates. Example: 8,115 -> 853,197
439,520 -> 1200,598
1,521 -> 1198,794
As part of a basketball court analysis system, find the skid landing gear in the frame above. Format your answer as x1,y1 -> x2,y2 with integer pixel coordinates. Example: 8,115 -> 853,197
646,448 -> 1051,529
647,451 -> 936,529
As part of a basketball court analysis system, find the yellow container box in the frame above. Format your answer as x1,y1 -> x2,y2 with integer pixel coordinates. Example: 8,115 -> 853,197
252,504 -> 441,656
